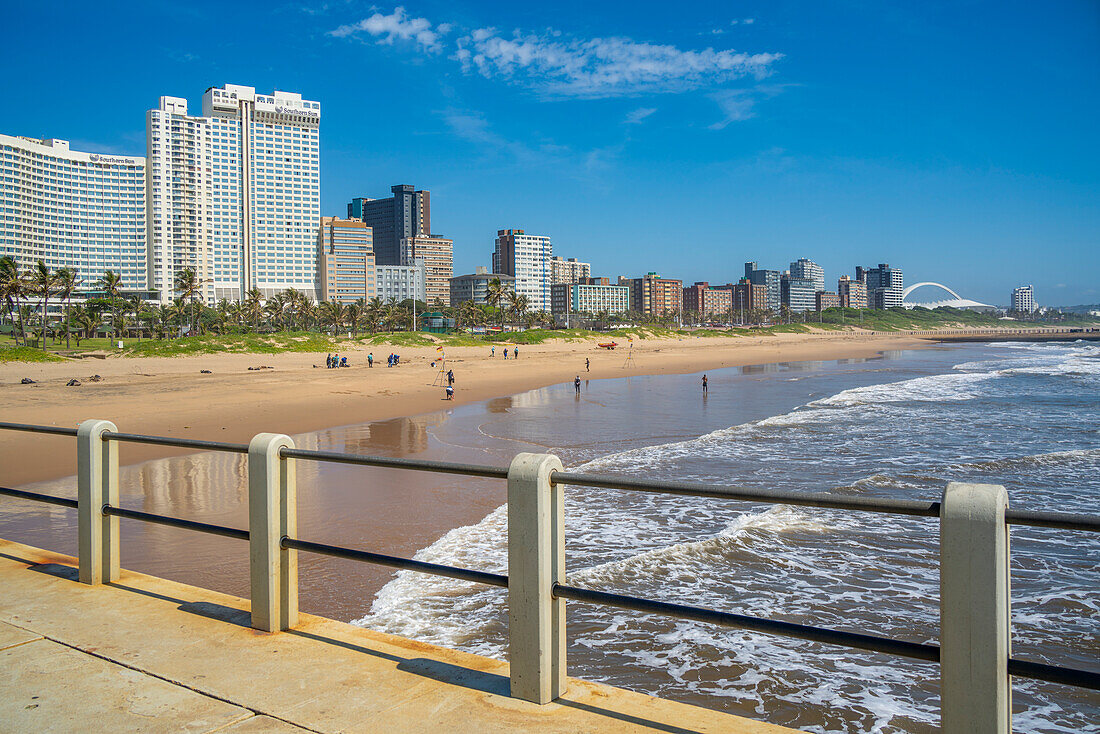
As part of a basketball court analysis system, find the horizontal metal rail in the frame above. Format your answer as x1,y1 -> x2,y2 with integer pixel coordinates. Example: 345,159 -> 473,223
0,486 -> 78,509
1005,509 -> 1100,532
102,505 -> 250,541
282,536 -> 508,588
102,432 -> 250,455
280,447 -> 510,479
1008,657 -> 1100,691
0,421 -> 78,437
552,583 -> 940,662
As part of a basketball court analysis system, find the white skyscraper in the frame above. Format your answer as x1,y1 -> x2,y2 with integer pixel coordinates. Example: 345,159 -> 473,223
146,84 -> 320,303
492,229 -> 552,311
1012,285 -> 1037,313
790,258 -> 825,293
1,134 -> 147,290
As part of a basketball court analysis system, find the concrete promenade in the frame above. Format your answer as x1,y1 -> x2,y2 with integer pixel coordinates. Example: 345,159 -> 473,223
0,539 -> 794,733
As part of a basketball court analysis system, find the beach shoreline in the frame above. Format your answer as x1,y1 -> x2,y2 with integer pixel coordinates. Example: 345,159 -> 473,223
1,331 -> 934,487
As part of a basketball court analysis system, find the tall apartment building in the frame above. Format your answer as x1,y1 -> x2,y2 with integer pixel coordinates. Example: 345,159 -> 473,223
729,279 -> 767,316
347,185 -> 430,265
620,273 -> 683,316
683,282 -> 732,318
745,262 -> 782,312
450,266 -> 515,306
1011,285 -> 1037,313
781,273 -> 817,312
790,258 -> 825,293
837,276 -> 867,308
550,256 -> 591,285
492,229 -> 552,312
317,217 -> 374,304
551,281 -> 630,315
1,134 -> 148,291
401,235 -> 452,305
147,84 -> 321,303
862,263 -> 904,309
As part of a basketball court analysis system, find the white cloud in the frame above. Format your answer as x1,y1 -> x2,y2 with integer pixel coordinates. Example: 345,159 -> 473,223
454,28 -> 781,98
708,84 -> 790,130
730,18 -> 756,26
329,7 -> 449,52
624,107 -> 657,124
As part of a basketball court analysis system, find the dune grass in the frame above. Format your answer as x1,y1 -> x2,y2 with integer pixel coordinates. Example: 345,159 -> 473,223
0,346 -> 68,363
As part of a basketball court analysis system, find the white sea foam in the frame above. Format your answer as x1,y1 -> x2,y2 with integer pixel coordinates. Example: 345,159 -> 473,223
949,447 -> 1100,471
808,370 -> 999,407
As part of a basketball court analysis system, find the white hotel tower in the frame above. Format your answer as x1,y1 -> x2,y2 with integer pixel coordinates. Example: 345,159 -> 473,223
1,135 -> 147,290
147,84 -> 320,303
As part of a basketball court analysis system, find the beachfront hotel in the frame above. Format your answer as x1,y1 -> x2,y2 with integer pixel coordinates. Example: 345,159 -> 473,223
550,256 -> 591,285
317,217 -> 374,304
401,234 -> 453,306
493,229 -> 553,312
0,134 -> 148,291
859,263 -> 904,309
147,84 -> 321,303
376,260 -> 427,303
682,282 -> 733,319
620,272 -> 683,316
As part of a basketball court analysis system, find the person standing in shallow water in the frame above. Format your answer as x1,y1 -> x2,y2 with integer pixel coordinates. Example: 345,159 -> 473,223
574,375 -> 581,394
702,374 -> 708,393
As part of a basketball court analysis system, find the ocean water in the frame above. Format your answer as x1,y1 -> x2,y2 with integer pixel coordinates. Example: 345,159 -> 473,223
352,341 -> 1100,733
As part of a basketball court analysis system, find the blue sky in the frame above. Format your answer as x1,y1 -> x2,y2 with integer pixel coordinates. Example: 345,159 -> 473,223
4,0 -> 1098,306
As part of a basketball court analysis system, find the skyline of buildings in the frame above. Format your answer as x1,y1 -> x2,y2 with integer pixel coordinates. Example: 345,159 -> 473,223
0,81 -> 1042,316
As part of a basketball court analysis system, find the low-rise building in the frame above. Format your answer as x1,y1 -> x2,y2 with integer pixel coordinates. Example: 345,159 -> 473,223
317,217 -> 374,304
450,266 -> 515,305
551,281 -> 630,315
376,260 -> 426,303
816,291 -> 841,311
728,279 -> 768,317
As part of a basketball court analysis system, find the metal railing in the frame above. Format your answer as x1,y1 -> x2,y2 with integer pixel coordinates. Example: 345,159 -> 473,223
0,419 -> 1097,734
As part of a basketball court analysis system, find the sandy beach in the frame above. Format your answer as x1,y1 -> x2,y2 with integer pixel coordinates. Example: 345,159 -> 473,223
0,330 -> 930,487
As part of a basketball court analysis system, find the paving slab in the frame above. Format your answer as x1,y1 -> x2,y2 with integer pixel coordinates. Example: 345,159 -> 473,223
214,715 -> 314,732
0,620 -> 40,651
0,638 -> 251,734
0,539 -> 795,734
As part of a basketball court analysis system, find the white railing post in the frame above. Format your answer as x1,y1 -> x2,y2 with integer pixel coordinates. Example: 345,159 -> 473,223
507,452 -> 566,704
248,433 -> 298,632
939,482 -> 1011,734
77,419 -> 119,585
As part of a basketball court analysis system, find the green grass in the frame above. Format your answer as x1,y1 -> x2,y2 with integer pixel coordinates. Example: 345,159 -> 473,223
121,332 -> 339,357
0,346 -> 68,363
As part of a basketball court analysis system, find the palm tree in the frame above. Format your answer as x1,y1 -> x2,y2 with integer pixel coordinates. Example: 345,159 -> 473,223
95,270 -> 125,339
0,256 -> 28,346
485,278 -> 507,331
365,296 -> 384,334
507,292 -> 529,329
173,267 -> 202,335
28,260 -> 57,350
54,267 -> 80,348
72,306 -> 102,345
317,301 -> 346,334
345,299 -> 365,337
242,289 -> 264,332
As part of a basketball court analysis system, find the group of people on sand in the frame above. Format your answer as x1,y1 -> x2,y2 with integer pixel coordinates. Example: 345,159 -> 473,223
489,345 -> 520,359
325,354 -> 347,369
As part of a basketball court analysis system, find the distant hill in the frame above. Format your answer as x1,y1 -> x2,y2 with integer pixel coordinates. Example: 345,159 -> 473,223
1057,304 -> 1100,314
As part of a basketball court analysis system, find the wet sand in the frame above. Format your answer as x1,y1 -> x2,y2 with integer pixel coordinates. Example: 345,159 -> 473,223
0,331 -> 929,487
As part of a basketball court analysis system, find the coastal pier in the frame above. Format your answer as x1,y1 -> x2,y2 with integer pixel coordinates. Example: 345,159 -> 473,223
1,419 -> 1097,733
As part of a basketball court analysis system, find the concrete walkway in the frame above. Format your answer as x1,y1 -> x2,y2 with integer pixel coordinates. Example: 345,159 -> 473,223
0,540 -> 796,733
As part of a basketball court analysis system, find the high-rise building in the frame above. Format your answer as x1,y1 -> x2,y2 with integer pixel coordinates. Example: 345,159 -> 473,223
376,260 -> 426,303
551,282 -> 630,315
450,266 -> 515,306
147,84 -> 321,303
1,134 -> 148,291
863,263 -> 904,309
781,273 -> 817,312
1011,285 -> 1037,313
729,279 -> 768,317
683,282 -> 732,318
347,185 -> 430,266
837,275 -> 868,308
745,265 -> 782,312
620,273 -> 683,316
401,235 -> 452,306
790,258 -> 825,293
550,256 -> 591,285
317,217 -> 374,304
492,229 -> 552,312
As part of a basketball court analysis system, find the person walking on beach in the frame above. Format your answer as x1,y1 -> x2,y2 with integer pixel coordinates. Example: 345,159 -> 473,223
447,369 -> 455,386
513,346 -> 519,359
368,353 -> 373,368
585,358 -> 590,372
574,375 -> 581,394
491,346 -> 495,358
702,374 -> 708,393
503,348 -> 508,360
